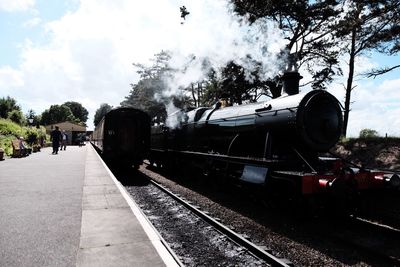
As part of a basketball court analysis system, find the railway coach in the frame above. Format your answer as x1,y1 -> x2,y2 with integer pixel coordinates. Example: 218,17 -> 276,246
91,107 -> 150,168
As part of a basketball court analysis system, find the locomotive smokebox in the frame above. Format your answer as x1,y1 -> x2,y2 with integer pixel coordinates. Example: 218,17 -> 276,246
281,71 -> 303,95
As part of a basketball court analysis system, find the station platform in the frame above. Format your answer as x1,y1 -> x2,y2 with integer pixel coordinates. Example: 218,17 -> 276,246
0,144 -> 179,267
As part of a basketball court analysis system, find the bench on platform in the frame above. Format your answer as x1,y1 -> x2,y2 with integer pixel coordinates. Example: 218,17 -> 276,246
11,139 -> 30,157
11,139 -> 21,157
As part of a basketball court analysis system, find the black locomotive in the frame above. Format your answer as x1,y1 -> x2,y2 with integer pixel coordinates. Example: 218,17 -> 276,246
150,72 -> 394,202
91,107 -> 150,168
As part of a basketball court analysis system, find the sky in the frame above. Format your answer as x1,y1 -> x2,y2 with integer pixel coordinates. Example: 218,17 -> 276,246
0,0 -> 399,136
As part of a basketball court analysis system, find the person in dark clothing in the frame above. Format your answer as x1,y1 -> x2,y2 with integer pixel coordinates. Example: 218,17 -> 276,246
50,126 -> 62,154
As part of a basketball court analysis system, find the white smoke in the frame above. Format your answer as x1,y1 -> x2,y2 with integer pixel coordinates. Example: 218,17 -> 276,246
165,15 -> 286,94
165,101 -> 186,129
158,2 -> 287,127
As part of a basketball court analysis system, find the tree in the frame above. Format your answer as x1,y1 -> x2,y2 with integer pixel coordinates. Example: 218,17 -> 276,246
178,56 -> 213,108
230,0 -> 342,91
122,51 -> 191,121
221,61 -> 274,104
0,96 -> 20,119
359,128 -> 379,138
199,68 -> 222,106
121,78 -> 168,120
7,110 -> 25,125
93,103 -> 113,126
40,105 -> 75,125
63,101 -> 89,123
336,0 -> 400,136
133,50 -> 174,80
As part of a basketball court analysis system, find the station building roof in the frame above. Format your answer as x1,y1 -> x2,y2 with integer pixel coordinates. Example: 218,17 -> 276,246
45,121 -> 86,133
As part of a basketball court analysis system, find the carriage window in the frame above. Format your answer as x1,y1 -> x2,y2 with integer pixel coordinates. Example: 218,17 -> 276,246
108,130 -> 115,135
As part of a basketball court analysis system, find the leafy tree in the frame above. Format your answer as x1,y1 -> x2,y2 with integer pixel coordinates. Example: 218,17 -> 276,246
177,56 -> 212,108
335,0 -> 400,136
121,78 -> 168,120
133,50 -> 174,80
200,68 -> 222,106
199,60 -> 279,106
221,61 -> 274,104
40,105 -> 75,125
230,0 -> 342,91
0,96 -> 20,119
359,128 -> 379,138
122,51 -> 190,121
63,101 -> 89,123
364,4 -> 400,78
7,109 -> 25,125
230,1 -> 399,136
93,103 -> 113,126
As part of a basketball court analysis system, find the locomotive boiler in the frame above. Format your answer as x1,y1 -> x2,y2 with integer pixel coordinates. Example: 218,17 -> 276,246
150,71 -> 392,203
91,107 -> 150,168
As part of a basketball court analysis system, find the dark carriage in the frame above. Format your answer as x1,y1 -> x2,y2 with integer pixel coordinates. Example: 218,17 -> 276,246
91,107 -> 150,168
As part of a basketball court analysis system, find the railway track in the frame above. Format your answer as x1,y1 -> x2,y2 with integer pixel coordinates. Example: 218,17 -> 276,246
148,179 -> 292,267
120,168 -> 293,267
284,196 -> 400,265
113,162 -> 400,266
350,215 -> 400,239
322,215 -> 400,266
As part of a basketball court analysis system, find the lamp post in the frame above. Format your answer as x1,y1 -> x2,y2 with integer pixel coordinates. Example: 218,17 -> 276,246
28,118 -> 34,127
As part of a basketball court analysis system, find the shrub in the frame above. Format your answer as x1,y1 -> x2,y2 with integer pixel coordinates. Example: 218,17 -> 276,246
26,128 -> 39,145
0,135 -> 15,156
7,110 -> 26,125
0,119 -> 23,136
359,128 -> 379,139
0,119 -> 48,156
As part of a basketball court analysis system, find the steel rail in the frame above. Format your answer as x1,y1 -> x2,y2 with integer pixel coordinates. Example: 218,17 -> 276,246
327,215 -> 400,266
349,215 -> 400,239
148,179 -> 292,267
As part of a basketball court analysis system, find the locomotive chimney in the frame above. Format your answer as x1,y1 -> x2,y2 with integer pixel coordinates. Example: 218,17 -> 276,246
281,71 -> 303,95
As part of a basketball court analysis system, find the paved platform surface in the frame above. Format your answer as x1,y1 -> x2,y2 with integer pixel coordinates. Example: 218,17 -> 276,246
0,144 -> 177,267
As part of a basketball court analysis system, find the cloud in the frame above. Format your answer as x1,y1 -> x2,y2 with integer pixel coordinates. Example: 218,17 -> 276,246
346,77 -> 400,137
0,66 -> 24,88
1,0 -> 398,137
314,54 -> 400,137
0,0 -> 34,12
1,0 -> 287,130
23,17 -> 41,28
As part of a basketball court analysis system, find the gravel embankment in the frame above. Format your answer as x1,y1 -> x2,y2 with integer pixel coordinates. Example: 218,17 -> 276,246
125,179 -> 268,266
137,165 -> 388,266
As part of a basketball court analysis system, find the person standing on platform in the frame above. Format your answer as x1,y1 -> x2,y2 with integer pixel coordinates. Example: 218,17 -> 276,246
50,126 -> 62,154
61,130 -> 68,150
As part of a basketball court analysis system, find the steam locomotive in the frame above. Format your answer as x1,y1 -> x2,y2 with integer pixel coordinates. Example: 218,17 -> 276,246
150,72 -> 398,204
91,107 -> 150,168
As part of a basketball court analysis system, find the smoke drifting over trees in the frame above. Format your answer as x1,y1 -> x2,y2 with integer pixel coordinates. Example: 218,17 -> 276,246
122,1 -> 399,135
